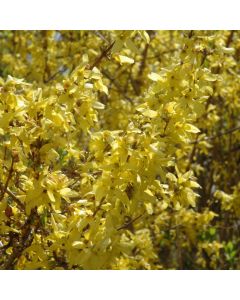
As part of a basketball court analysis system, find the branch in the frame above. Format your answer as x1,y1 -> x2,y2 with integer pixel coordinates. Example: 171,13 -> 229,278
44,66 -> 68,83
0,156 -> 14,202
53,251 -> 68,269
2,210 -> 39,270
0,180 -> 24,210
93,197 -> 105,217
6,188 -> 25,210
88,41 -> 115,70
138,43 -> 149,79
117,213 -> 145,231
94,31 -> 109,43
186,132 -> 201,170
226,30 -> 235,47
102,69 -> 133,103
191,125 -> 240,145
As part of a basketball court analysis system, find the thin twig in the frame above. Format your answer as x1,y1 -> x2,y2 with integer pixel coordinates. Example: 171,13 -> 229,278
92,197 -> 105,217
88,41 -> 115,70
138,43 -> 149,79
186,132 -> 201,170
102,69 -> 133,103
2,210 -> 39,270
117,213 -> 145,231
5,188 -> 24,210
94,31 -> 109,43
191,125 -> 240,145
45,66 -> 68,83
226,30 -> 235,47
0,156 -> 14,202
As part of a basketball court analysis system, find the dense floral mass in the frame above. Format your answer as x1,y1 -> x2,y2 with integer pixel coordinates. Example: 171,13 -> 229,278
0,30 -> 240,269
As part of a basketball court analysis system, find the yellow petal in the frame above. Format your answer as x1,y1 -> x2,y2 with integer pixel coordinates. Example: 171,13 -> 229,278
118,55 -> 134,65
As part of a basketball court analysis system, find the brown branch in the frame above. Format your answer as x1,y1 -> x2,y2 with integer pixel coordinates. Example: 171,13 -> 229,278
117,213 -> 145,231
102,69 -> 133,103
5,188 -> 24,210
226,30 -> 235,47
44,66 -> 68,83
42,31 -> 51,83
186,132 -> 201,171
2,210 -> 39,270
88,41 -> 115,70
92,197 -> 105,217
0,156 -> 14,202
138,43 -> 149,79
191,125 -> 240,145
0,178 -> 24,210
53,251 -> 68,269
94,31 -> 109,43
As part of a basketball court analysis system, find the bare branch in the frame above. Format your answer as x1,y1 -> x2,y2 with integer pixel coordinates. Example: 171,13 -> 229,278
191,125 -> 240,145
0,156 -> 14,202
88,41 -> 115,70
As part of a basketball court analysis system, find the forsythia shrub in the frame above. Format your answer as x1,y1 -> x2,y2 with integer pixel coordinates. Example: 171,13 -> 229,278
0,30 -> 240,269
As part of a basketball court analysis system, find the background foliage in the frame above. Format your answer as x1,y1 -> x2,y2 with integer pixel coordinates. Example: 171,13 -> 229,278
0,30 -> 240,269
